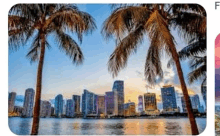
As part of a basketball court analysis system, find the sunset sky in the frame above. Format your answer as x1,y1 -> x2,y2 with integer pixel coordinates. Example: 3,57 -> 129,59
215,34 -> 220,105
8,4 -> 206,109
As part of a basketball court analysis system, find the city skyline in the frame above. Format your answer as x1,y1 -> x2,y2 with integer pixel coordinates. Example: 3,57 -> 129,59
10,83 -> 206,113
9,4 -> 205,109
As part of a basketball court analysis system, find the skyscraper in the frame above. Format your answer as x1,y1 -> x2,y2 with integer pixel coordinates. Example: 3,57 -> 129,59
138,95 -> 143,112
190,94 -> 201,110
161,85 -> 177,112
105,91 -> 118,116
8,92 -> 16,113
23,88 -> 35,117
201,80 -> 206,106
112,80 -> 124,116
144,93 -> 157,111
82,89 -> 98,116
124,102 -> 136,116
182,94 -> 201,113
66,99 -> 74,117
40,100 -> 51,117
72,95 -> 80,114
55,94 -> 63,117
181,96 -> 187,113
97,95 -> 106,115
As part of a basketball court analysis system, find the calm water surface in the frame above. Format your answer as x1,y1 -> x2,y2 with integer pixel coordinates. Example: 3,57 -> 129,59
9,117 -> 206,135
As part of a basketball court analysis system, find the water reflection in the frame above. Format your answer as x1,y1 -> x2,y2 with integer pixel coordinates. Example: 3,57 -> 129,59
8,117 -> 206,135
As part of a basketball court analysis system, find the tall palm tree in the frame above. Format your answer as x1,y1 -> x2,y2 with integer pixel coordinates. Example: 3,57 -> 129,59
188,56 -> 206,84
8,4 -> 96,135
168,8 -> 206,84
102,4 -> 206,135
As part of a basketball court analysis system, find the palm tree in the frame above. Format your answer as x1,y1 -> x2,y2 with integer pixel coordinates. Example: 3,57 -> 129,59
8,4 -> 96,135
188,56 -> 206,84
168,8 -> 206,84
102,4 -> 206,135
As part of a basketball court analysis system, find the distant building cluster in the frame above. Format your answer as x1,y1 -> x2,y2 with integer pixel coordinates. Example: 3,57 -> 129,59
8,82 -> 206,118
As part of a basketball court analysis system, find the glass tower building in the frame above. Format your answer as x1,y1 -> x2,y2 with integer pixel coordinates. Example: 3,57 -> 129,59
112,80 -> 124,116
82,89 -> 98,116
161,85 -> 177,112
8,92 -> 16,113
72,95 -> 80,114
23,88 -> 35,117
66,99 -> 74,117
144,93 -> 157,111
55,94 -> 63,117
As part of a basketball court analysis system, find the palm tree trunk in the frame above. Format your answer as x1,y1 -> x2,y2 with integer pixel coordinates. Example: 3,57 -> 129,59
31,31 -> 46,135
170,45 -> 199,135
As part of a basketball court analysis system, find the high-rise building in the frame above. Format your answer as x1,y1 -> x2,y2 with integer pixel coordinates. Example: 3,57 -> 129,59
51,107 -> 55,116
124,102 -> 136,116
82,89 -> 98,116
138,95 -> 143,112
23,88 -> 35,117
66,99 -> 74,117
181,96 -> 187,113
8,92 -> 16,113
198,105 -> 205,113
112,80 -> 124,116
201,80 -> 206,106
144,93 -> 157,111
161,85 -> 177,112
55,94 -> 63,117
105,91 -> 118,116
97,95 -> 105,115
72,95 -> 80,114
40,100 -> 51,117
182,94 -> 201,113
190,94 -> 201,110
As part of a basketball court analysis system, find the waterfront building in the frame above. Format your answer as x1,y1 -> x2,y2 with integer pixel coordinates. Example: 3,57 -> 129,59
124,101 -> 136,116
8,92 -> 16,113
51,107 -> 55,116
82,89 -> 98,116
181,96 -> 187,113
190,94 -> 201,110
22,88 -> 35,117
13,106 -> 23,116
55,94 -> 63,117
72,95 -> 80,114
138,95 -> 143,113
105,91 -> 118,116
182,94 -> 201,113
97,95 -> 106,116
198,105 -> 205,113
144,93 -> 157,111
66,99 -> 74,117
161,85 -> 177,112
112,80 -> 124,116
40,100 -> 51,117
201,80 -> 206,106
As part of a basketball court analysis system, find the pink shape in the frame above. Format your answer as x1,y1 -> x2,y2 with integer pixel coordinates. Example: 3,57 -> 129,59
216,34 -> 220,68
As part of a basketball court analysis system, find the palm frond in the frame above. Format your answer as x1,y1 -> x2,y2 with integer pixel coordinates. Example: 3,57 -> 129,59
145,44 -> 163,85
188,64 -> 206,84
26,33 -> 41,63
55,30 -> 84,65
107,25 -> 145,77
144,10 -> 177,85
170,11 -> 206,41
189,56 -> 206,69
102,6 -> 150,41
44,5 -> 96,43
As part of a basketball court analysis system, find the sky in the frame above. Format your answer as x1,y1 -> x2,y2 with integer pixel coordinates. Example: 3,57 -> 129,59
8,4 -> 206,110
